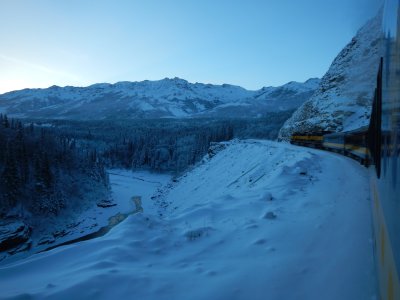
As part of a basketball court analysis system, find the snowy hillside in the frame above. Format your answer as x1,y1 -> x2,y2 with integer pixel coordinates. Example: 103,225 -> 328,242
0,78 -> 319,119
279,12 -> 383,140
0,140 -> 375,300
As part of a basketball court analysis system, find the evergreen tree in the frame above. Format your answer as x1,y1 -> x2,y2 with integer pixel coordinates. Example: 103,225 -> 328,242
2,145 -> 20,208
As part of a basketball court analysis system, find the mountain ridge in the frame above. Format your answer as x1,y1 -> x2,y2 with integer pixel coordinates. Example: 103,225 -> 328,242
0,77 -> 320,119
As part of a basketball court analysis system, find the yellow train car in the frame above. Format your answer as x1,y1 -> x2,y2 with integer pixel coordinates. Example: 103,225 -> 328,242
290,131 -> 329,148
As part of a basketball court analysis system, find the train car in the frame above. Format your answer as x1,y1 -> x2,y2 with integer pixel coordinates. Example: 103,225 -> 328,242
293,127 -> 369,165
322,131 -> 345,153
290,131 -> 330,148
344,127 -> 369,165
322,127 -> 369,164
368,1 -> 400,298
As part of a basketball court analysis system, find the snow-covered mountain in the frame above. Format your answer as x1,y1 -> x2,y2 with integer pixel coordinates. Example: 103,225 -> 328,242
0,77 -> 320,119
279,12 -> 383,140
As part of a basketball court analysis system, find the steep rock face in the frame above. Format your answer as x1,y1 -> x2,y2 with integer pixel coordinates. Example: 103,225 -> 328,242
279,13 -> 383,140
0,77 -> 320,120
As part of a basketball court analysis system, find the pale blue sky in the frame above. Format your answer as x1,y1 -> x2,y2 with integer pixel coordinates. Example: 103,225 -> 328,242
0,0 -> 382,93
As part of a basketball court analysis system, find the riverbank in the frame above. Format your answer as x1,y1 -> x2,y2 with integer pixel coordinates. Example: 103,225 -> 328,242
0,169 -> 172,265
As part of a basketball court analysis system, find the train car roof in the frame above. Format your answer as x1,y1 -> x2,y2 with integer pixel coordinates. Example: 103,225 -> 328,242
292,130 -> 333,136
324,126 -> 369,137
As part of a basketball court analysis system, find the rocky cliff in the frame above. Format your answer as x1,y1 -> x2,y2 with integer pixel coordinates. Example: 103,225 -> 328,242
279,12 -> 383,140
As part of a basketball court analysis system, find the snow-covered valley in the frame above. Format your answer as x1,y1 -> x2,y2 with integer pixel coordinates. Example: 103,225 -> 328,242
0,140 -> 376,300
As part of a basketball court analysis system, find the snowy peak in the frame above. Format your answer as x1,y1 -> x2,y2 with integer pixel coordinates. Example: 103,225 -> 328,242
279,12 -> 383,139
0,78 -> 320,119
282,78 -> 320,91
255,78 -> 320,98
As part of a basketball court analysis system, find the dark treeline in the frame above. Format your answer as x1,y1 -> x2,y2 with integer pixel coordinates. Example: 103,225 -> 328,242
47,119 -> 234,173
102,122 -> 234,172
40,112 -> 292,173
0,114 -> 109,218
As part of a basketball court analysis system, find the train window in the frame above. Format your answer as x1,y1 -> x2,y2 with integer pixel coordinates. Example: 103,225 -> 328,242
383,133 -> 389,177
397,136 -> 400,188
393,150 -> 398,189
394,132 -> 399,189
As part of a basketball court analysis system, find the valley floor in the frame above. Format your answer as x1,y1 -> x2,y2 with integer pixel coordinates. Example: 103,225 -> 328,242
0,140 -> 376,300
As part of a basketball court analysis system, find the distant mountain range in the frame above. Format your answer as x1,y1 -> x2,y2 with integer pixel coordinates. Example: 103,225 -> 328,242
0,77 -> 320,119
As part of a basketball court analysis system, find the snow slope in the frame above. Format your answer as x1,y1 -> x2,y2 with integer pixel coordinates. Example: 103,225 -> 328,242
0,140 -> 375,300
279,12 -> 383,139
0,78 -> 319,119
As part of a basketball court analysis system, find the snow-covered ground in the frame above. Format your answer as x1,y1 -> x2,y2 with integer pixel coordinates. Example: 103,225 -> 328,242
0,170 -> 171,264
0,140 -> 376,300
106,169 -> 172,216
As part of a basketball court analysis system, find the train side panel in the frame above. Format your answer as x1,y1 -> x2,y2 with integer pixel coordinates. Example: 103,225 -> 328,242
290,132 -> 325,148
344,128 -> 369,164
369,1 -> 400,298
322,133 -> 345,153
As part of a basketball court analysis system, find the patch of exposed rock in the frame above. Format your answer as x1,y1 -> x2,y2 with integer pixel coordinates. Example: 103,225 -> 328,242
0,219 -> 31,253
